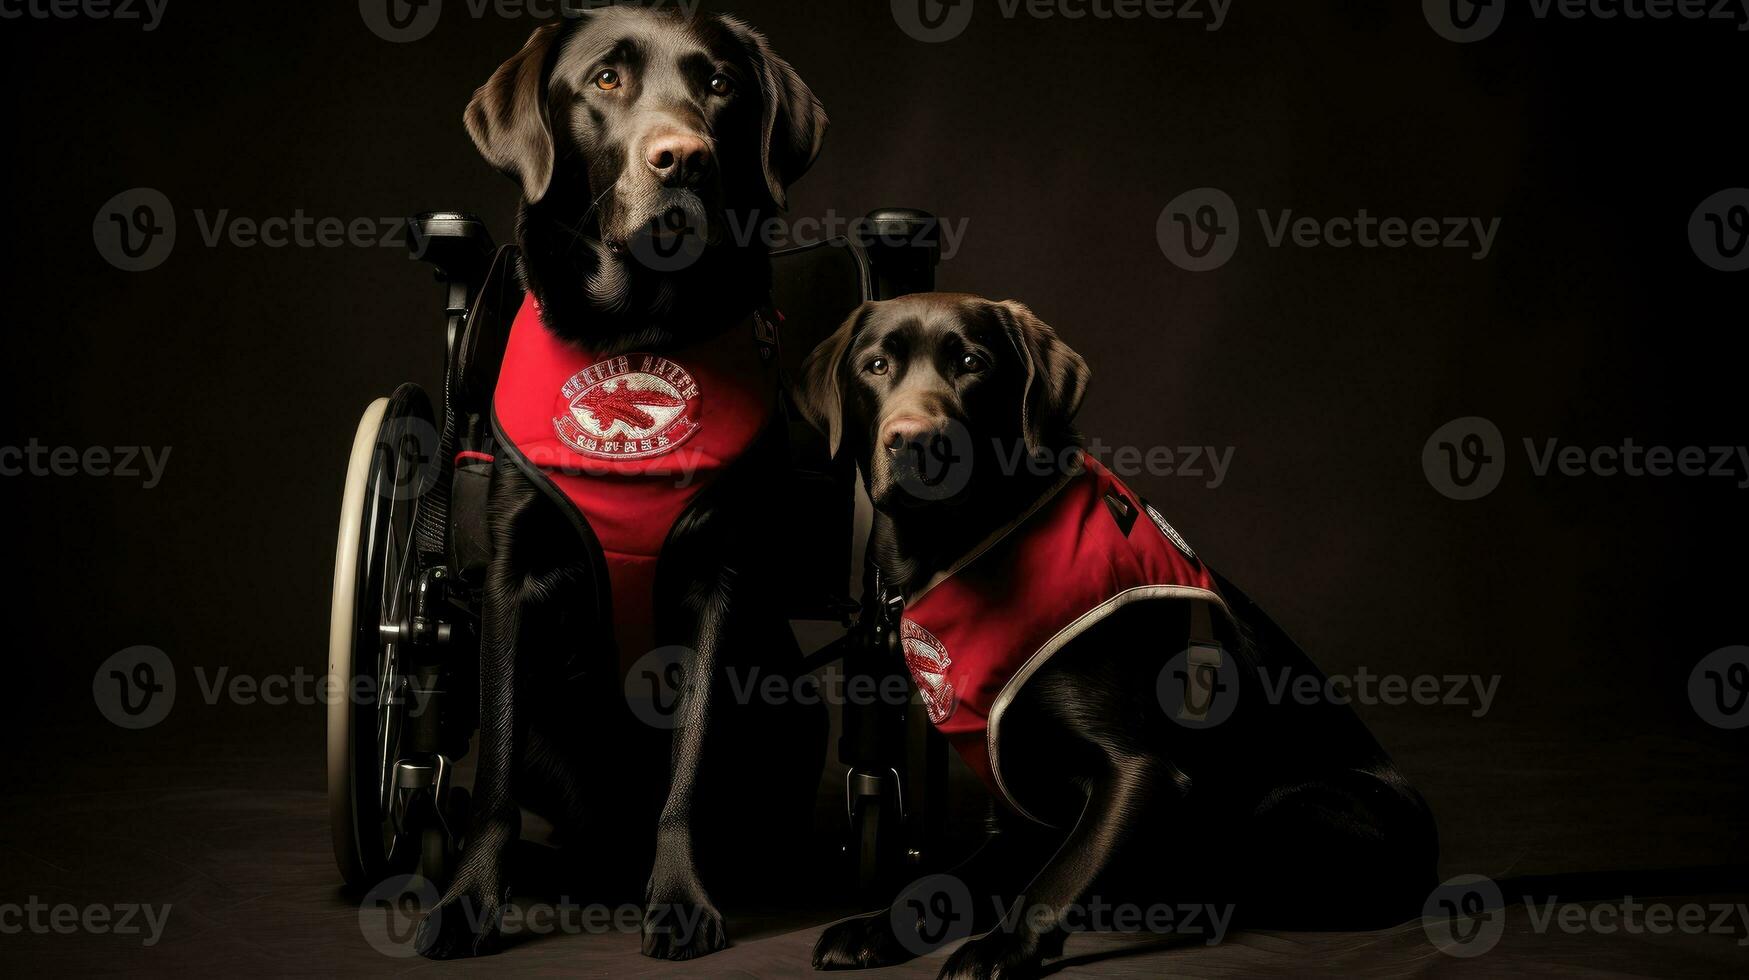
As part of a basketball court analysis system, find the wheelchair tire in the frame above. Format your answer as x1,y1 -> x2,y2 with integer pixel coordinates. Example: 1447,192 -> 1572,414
327,385 -> 436,889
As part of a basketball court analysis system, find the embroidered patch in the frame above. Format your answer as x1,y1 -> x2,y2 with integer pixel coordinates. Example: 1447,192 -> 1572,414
552,353 -> 702,460
1143,501 -> 1198,563
901,619 -> 956,725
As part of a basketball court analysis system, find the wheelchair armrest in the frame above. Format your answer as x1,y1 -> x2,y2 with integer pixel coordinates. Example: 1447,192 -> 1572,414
407,212 -> 497,316
861,208 -> 941,299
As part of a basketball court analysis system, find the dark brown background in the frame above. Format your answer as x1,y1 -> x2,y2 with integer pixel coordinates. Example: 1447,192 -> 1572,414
2,0 -> 1746,973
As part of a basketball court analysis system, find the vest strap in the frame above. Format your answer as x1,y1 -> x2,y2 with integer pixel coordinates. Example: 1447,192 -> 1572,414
1177,599 -> 1224,724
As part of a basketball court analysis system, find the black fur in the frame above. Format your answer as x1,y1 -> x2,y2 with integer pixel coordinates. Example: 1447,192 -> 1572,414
799,294 -> 1440,979
418,8 -> 827,962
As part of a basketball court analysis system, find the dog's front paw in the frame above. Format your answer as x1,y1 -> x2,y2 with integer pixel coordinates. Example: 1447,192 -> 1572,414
937,930 -> 1046,980
812,909 -> 920,970
641,873 -> 727,960
416,883 -> 507,960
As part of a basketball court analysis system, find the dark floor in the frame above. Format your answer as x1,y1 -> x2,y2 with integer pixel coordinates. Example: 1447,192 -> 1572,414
3,703 -> 1747,976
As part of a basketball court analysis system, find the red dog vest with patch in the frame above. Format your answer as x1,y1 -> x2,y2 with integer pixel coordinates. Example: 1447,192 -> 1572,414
493,295 -> 778,673
900,453 -> 1230,823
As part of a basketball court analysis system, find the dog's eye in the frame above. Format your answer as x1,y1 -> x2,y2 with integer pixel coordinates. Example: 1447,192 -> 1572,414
958,353 -> 987,374
866,357 -> 889,376
594,69 -> 621,91
708,73 -> 734,97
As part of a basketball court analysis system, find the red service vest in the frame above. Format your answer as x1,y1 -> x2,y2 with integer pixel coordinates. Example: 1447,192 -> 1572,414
899,454 -> 1230,823
492,295 -> 778,672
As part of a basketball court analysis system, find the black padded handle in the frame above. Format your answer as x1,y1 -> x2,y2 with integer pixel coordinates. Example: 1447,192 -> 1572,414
861,208 -> 941,299
407,211 -> 497,315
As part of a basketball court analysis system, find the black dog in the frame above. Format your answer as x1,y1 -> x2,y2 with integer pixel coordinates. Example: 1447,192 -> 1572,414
418,8 -> 827,961
799,294 -> 1439,978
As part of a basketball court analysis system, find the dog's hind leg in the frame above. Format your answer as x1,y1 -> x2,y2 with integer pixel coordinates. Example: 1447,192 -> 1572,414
1238,764 -> 1440,930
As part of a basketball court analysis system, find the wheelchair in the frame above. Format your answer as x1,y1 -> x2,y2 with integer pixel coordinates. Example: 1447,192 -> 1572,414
327,208 -> 947,901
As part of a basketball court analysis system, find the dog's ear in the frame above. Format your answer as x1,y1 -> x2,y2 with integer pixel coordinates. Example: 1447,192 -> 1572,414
718,15 -> 828,210
465,22 -> 567,204
993,300 -> 1091,454
797,305 -> 867,458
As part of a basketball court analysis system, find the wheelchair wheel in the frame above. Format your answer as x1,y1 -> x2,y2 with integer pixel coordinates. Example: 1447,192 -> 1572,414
328,384 -> 436,889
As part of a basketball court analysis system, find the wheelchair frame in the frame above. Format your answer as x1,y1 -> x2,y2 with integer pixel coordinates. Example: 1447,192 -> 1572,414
327,208 -> 945,902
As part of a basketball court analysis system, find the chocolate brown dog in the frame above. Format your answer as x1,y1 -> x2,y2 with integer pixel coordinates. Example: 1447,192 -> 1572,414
799,294 -> 1438,978
417,8 -> 827,961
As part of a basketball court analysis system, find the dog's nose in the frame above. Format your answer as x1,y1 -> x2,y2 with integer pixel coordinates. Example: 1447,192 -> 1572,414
644,132 -> 713,186
881,415 -> 937,453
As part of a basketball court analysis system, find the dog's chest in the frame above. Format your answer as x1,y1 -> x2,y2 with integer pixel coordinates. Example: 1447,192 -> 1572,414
492,294 -> 779,667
